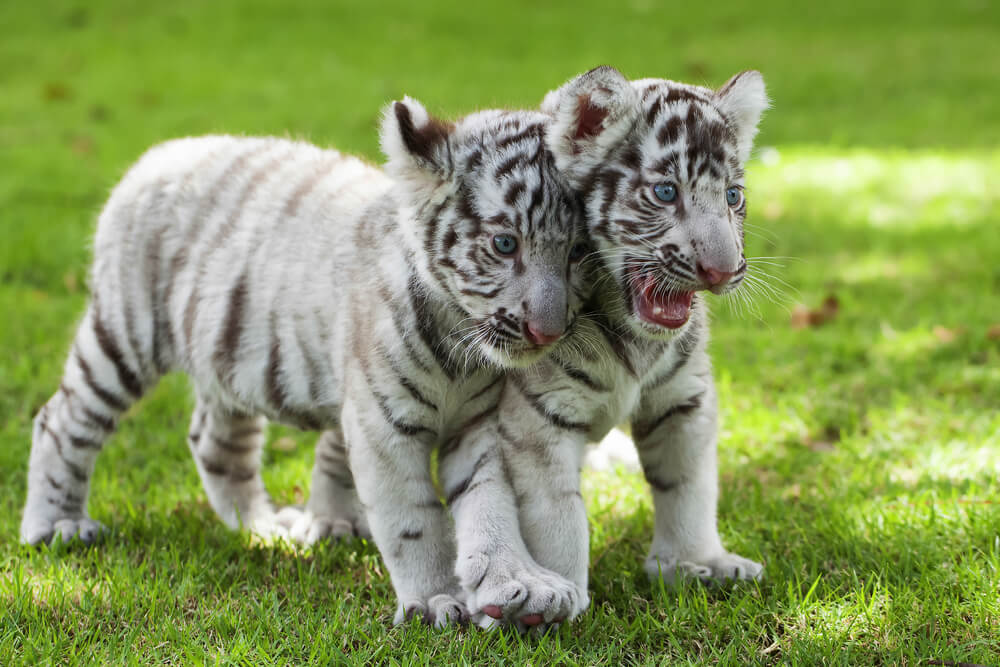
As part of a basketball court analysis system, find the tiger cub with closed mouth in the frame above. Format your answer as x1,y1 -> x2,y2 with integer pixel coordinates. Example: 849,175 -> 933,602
19,97 -> 591,626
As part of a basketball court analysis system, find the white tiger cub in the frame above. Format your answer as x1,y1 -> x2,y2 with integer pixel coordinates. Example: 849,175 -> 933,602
19,98 -> 592,626
439,67 -> 770,629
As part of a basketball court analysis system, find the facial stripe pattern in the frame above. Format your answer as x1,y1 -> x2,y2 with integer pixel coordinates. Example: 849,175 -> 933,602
21,97 -> 589,629
432,67 -> 772,630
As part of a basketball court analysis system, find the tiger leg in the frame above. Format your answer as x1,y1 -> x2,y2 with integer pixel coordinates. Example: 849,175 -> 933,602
632,375 -> 764,584
340,396 -> 467,628
21,304 -> 157,545
187,398 -> 287,538
284,428 -> 369,545
440,417 -> 585,631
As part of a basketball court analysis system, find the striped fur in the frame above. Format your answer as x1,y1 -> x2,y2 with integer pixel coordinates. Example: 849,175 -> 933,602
440,68 -> 771,629
20,99 -> 590,628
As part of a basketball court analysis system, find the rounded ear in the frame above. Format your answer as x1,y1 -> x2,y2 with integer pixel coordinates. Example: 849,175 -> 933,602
713,71 -> 769,164
542,66 -> 639,187
380,96 -> 454,191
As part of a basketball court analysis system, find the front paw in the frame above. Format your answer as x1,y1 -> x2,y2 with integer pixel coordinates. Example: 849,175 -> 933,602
21,510 -> 106,546
458,551 -> 588,629
645,551 -> 764,585
271,507 -> 371,545
393,593 -> 470,629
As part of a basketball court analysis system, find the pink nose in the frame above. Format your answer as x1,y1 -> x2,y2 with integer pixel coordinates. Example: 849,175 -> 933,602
524,322 -> 562,346
697,264 -> 735,288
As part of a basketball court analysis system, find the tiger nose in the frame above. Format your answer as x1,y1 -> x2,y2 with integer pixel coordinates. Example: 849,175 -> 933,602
523,321 -> 563,346
696,263 -> 735,288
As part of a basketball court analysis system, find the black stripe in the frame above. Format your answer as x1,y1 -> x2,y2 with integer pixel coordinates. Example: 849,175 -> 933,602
199,456 -> 256,482
368,384 -> 435,439
643,327 -> 700,391
147,226 -> 170,373
215,272 -> 248,382
316,452 -> 355,489
407,273 -> 457,380
591,310 -> 637,378
446,476 -> 488,506
41,420 -> 87,483
459,286 -> 502,299
185,146 -> 293,350
377,282 -> 433,375
199,457 -> 227,476
632,392 -> 705,441
504,180 -> 526,207
68,434 -> 101,450
296,317 -> 327,404
75,349 -> 128,412
266,315 -> 287,410
47,495 -> 81,514
211,435 -> 255,454
60,383 -> 116,431
494,122 -> 544,150
510,375 -> 590,433
555,359 -> 607,392
400,529 -> 424,540
439,436 -> 462,458
397,373 -> 437,411
644,472 -> 682,494
187,408 -> 207,448
657,115 -> 683,146
453,404 -> 498,444
119,190 -> 155,383
91,303 -> 144,397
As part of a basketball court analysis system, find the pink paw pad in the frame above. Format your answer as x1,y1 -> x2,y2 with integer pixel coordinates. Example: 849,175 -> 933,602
482,605 -> 503,619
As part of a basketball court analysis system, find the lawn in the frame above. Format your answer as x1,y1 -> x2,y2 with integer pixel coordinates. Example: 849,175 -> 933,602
2,0 -> 999,664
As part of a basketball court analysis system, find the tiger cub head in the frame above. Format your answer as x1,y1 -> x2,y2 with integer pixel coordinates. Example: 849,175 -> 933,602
542,66 -> 769,339
381,98 -> 590,367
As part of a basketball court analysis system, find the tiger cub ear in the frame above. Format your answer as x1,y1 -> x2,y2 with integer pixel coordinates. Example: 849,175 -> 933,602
713,71 -> 769,164
380,96 -> 454,193
542,66 -> 639,187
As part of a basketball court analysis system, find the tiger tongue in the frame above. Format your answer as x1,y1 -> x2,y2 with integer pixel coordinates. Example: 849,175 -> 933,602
634,277 -> 693,329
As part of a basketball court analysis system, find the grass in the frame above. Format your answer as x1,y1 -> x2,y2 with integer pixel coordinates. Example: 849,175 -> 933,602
2,0 -> 999,664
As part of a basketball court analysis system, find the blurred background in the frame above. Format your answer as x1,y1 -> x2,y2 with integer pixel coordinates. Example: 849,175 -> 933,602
1,0 -> 998,662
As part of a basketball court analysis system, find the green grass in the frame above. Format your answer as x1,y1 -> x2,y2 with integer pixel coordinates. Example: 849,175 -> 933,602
2,1 -> 999,664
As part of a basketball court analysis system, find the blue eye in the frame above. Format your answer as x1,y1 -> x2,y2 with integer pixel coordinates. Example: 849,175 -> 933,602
492,234 -> 518,255
726,186 -> 743,207
652,182 -> 678,203
569,241 -> 588,262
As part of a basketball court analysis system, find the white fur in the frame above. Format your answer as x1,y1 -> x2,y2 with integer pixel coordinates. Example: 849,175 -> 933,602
21,99 -> 589,628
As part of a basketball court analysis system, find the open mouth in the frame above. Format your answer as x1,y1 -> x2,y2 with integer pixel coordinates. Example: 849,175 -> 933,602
628,269 -> 694,329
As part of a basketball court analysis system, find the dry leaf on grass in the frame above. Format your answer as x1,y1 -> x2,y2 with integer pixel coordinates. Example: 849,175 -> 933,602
71,136 -> 94,155
932,326 -> 960,343
43,82 -> 72,101
791,295 -> 839,329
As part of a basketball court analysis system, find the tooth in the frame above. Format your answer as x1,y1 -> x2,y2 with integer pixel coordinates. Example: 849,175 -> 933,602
652,306 -> 663,316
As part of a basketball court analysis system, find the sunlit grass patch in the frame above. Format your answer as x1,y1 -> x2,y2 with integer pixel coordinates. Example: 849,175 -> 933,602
1,0 -> 999,657
749,147 -> 1000,229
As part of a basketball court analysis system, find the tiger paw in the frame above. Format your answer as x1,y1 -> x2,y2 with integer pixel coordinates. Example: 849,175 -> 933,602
271,507 -> 371,545
21,514 -> 106,546
458,551 -> 588,629
645,550 -> 764,585
393,593 -> 470,629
